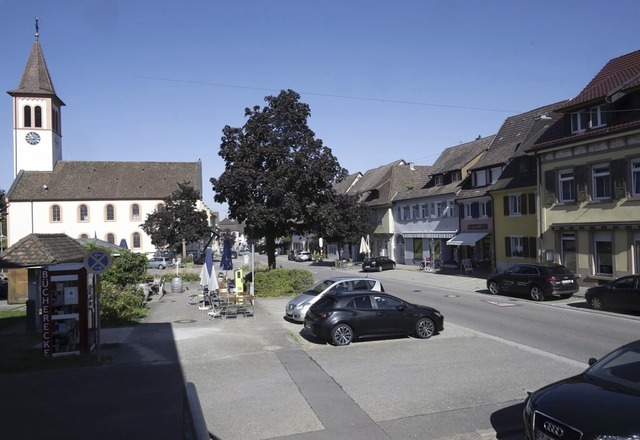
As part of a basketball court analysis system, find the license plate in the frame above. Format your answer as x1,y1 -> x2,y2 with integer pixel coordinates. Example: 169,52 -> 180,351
561,280 -> 574,285
535,430 -> 556,440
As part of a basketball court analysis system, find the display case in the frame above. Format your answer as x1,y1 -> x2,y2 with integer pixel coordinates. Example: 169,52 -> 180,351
42,267 -> 95,357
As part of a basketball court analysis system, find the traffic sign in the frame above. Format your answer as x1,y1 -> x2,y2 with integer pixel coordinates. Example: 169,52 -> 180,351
85,250 -> 112,274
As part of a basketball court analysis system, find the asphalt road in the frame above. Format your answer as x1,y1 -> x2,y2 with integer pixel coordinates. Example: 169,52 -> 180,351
2,256 -> 638,440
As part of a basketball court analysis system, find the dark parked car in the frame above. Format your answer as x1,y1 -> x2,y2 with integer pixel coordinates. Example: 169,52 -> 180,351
288,250 -> 297,261
523,339 -> 640,440
585,275 -> 640,312
304,291 -> 444,346
486,263 -> 578,301
361,256 -> 396,272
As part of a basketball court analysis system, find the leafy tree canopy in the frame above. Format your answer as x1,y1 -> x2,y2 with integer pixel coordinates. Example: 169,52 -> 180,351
316,194 -> 374,246
211,89 -> 347,268
140,182 -> 212,256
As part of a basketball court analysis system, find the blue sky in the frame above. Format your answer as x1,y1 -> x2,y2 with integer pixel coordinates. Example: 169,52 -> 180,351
2,0 -> 640,218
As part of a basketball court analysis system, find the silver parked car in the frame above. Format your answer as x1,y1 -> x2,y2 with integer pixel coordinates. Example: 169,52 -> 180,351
285,276 -> 385,322
148,257 -> 171,270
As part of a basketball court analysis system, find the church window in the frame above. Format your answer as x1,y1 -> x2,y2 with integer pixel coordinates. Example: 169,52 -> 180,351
106,233 -> 115,244
132,232 -> 141,249
156,203 -> 164,212
79,204 -> 89,222
24,106 -> 32,127
51,205 -> 61,222
131,204 -> 140,220
79,234 -> 89,239
106,204 -> 115,221
34,106 -> 42,127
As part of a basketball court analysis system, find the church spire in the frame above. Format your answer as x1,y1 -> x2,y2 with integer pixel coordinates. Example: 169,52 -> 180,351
7,17 -> 63,103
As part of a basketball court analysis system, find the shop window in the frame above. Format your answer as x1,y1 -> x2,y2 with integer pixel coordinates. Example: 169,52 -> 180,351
561,233 -> 576,273
594,231 -> 613,276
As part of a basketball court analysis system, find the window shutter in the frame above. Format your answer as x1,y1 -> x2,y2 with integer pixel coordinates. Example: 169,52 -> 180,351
523,237 -> 530,257
528,237 -> 537,259
528,193 -> 536,214
544,170 -> 556,207
575,165 -> 588,202
611,158 -> 627,199
471,202 -> 479,218
503,196 -> 510,216
505,237 -> 511,256
460,205 -> 465,219
521,194 -> 528,215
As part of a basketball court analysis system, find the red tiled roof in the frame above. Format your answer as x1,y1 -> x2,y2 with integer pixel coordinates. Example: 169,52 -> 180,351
559,49 -> 640,110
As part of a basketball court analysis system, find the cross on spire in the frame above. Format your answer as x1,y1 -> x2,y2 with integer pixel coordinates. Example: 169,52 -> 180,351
35,16 -> 39,40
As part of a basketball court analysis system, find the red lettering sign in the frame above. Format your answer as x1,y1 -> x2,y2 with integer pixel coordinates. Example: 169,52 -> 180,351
41,268 -> 51,356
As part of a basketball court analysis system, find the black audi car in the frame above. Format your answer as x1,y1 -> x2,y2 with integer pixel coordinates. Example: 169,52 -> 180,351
486,263 -> 578,301
523,339 -> 640,440
303,290 -> 444,346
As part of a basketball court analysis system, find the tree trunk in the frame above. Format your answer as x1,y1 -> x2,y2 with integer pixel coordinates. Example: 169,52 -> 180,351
265,230 -> 277,269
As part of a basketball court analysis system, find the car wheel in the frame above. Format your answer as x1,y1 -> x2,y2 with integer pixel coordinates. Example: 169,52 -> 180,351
330,323 -> 353,346
378,265 -> 383,272
158,265 -> 165,270
415,318 -> 435,339
529,285 -> 545,301
488,281 -> 500,295
590,296 -> 605,310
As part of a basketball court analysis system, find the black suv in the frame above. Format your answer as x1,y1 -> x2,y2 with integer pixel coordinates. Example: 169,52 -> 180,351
486,263 -> 578,301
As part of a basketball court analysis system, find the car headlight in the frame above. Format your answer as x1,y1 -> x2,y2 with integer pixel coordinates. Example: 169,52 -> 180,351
295,302 -> 307,310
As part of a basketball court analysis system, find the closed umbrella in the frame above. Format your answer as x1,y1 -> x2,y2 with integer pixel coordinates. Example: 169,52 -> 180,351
220,240 -> 233,272
360,236 -> 371,257
206,248 -> 218,291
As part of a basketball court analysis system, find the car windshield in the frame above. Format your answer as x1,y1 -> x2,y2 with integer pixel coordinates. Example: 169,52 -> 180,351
305,279 -> 338,296
585,346 -> 640,392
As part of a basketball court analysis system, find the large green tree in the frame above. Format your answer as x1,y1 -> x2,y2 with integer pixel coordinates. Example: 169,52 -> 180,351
140,182 -> 212,257
316,194 -> 374,250
211,90 -> 347,269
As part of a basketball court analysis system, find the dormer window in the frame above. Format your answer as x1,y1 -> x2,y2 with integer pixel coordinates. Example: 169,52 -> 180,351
571,111 -> 586,133
451,171 -> 461,182
434,175 -> 443,186
473,170 -> 487,187
589,105 -> 606,129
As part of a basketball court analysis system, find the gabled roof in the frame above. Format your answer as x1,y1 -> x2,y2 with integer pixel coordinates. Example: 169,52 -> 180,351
6,160 -> 202,201
393,135 -> 493,202
7,39 -> 63,105
334,172 -> 362,195
347,160 -> 431,207
470,102 -> 566,171
559,49 -> 640,111
0,233 -> 87,268
430,135 -> 494,175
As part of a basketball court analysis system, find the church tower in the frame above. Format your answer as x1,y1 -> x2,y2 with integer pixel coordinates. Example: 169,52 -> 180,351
7,18 -> 64,178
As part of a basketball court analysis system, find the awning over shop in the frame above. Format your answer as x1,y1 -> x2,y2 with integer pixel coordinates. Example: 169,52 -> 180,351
402,231 -> 457,239
446,232 -> 489,246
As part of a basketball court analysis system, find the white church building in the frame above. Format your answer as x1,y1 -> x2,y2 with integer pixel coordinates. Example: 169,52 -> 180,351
4,26 -> 210,256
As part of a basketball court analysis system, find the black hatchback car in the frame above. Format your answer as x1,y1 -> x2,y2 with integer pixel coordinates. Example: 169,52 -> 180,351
362,256 -> 396,272
585,275 -> 640,312
523,339 -> 640,440
303,291 -> 444,346
486,263 -> 579,301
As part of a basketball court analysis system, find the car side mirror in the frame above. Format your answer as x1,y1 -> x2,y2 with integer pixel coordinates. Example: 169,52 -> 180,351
588,357 -> 598,366
397,304 -> 407,311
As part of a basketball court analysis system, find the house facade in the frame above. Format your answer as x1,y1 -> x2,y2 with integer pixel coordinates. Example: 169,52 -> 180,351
345,160 -> 428,263
393,136 -> 492,266
4,27 -> 211,256
529,50 -> 640,288
475,103 -> 566,272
